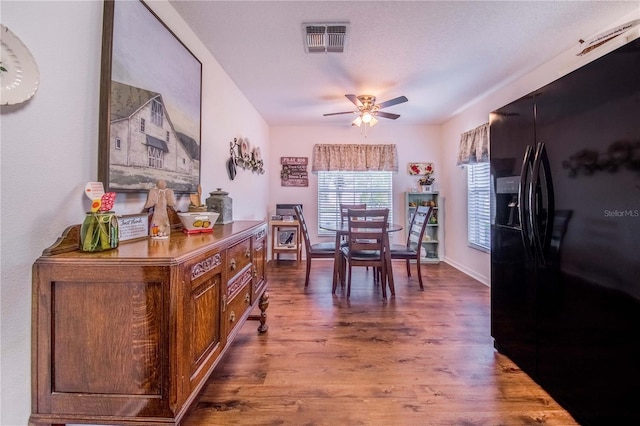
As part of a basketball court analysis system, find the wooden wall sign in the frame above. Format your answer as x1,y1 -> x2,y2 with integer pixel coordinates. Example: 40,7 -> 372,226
280,157 -> 308,187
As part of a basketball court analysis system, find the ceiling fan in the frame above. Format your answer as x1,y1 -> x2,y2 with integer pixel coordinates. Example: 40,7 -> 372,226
323,94 -> 408,127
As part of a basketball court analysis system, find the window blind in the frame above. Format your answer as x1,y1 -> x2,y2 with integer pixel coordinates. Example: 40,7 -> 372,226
317,170 -> 393,235
467,163 -> 491,251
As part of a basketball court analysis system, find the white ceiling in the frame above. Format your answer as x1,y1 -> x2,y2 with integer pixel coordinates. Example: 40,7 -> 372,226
169,0 -> 638,126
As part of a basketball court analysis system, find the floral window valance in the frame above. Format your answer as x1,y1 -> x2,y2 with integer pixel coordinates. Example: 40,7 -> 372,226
457,123 -> 489,166
312,144 -> 398,172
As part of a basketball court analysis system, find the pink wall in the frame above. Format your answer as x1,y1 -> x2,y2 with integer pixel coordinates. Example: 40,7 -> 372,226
269,125 -> 441,252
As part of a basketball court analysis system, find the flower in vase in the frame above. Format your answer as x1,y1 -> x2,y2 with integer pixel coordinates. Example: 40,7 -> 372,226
418,164 -> 435,186
418,175 -> 434,186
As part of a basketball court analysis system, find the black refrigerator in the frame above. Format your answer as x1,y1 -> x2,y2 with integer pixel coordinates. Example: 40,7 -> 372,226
490,36 -> 640,425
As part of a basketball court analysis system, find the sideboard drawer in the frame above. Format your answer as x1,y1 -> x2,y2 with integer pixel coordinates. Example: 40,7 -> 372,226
225,269 -> 252,336
187,251 -> 224,291
227,237 -> 252,277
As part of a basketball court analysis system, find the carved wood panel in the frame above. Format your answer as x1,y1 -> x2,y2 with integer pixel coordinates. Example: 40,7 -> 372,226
253,228 -> 267,301
53,281 -> 162,395
190,273 -> 222,371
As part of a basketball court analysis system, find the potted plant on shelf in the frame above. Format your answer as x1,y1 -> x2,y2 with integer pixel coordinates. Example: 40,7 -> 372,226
417,163 -> 435,192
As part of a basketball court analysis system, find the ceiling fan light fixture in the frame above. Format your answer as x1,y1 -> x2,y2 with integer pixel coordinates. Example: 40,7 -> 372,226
323,93 -> 408,136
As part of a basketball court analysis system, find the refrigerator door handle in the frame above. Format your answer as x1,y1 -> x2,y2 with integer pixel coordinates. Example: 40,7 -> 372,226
518,145 -> 535,260
530,142 -> 555,264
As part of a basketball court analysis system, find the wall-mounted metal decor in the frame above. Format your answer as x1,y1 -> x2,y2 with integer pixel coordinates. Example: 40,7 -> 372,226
228,137 -> 265,178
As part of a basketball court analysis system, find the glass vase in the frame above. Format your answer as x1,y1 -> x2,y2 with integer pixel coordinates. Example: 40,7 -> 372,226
80,212 -> 119,252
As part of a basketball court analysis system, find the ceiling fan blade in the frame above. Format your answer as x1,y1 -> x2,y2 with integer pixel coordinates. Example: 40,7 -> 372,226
345,94 -> 361,107
376,111 -> 400,120
323,111 -> 356,116
376,96 -> 408,109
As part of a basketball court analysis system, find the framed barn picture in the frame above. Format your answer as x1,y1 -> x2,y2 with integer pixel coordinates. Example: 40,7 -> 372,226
98,0 -> 202,193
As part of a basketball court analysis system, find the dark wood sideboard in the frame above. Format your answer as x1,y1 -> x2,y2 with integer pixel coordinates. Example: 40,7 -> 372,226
30,220 -> 268,426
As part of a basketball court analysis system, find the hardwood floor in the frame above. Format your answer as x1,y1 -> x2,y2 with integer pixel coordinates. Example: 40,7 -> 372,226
182,260 -> 578,425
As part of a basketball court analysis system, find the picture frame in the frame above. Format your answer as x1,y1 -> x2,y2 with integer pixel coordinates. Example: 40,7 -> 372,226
117,213 -> 149,242
407,162 -> 434,176
98,0 -> 202,193
277,228 -> 298,248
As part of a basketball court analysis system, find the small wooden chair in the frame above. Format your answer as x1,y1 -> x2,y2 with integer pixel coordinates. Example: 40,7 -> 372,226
389,205 -> 433,290
340,208 -> 389,298
294,205 -> 336,288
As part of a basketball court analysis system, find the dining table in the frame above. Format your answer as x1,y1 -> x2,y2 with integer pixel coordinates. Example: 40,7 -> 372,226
319,220 -> 403,297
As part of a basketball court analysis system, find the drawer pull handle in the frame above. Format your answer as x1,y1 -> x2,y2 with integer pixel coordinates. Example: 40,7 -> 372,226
230,259 -> 236,270
253,268 -> 257,278
245,292 -> 251,303
229,311 -> 236,323
245,249 -> 251,258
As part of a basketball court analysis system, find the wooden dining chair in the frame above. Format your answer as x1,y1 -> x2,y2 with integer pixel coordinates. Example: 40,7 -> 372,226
294,205 -> 336,288
389,205 -> 433,290
340,208 -> 389,298
339,203 -> 368,271
340,203 -> 366,223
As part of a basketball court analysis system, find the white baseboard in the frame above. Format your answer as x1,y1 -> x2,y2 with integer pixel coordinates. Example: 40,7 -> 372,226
443,257 -> 490,287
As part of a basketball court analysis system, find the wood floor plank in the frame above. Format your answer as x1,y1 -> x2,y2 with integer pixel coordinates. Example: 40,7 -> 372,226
181,260 -> 579,425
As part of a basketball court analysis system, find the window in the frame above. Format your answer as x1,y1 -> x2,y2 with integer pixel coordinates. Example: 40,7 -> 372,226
151,99 -> 164,127
317,170 -> 393,235
140,117 -> 146,132
115,137 -> 121,150
148,146 -> 164,169
467,163 -> 491,251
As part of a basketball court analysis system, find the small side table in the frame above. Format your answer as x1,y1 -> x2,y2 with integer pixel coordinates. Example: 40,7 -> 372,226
270,220 -> 302,262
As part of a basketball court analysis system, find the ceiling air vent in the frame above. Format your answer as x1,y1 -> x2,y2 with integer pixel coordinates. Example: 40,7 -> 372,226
303,23 -> 348,53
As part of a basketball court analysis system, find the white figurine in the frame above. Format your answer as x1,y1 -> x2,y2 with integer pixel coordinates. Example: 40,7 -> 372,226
144,179 -> 176,238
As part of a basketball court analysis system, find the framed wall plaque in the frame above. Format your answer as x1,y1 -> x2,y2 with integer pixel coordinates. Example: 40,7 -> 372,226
117,213 -> 149,242
280,157 -> 309,187
276,228 -> 297,248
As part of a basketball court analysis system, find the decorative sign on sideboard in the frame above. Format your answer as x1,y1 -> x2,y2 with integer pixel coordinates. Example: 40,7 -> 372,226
280,157 -> 308,187
117,213 -> 149,242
